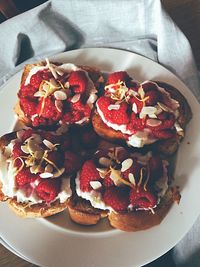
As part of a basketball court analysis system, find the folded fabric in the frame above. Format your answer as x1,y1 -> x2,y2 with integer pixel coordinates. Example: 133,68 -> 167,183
0,0 -> 199,266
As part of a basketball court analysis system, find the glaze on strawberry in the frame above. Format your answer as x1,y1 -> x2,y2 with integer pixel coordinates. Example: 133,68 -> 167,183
18,60 -> 98,128
76,147 -> 170,213
96,72 -> 183,147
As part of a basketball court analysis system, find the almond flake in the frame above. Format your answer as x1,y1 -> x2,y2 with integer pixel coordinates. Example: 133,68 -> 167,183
34,91 -> 45,97
40,172 -> 54,178
110,169 -> 123,186
132,103 -> 138,113
45,164 -> 53,173
128,173 -> 136,186
71,94 -> 81,103
139,106 -> 157,119
55,100 -> 63,112
146,119 -> 162,127
108,104 -> 120,110
121,158 -> 133,172
43,139 -> 55,150
90,181 -> 102,190
54,90 -> 67,101
99,157 -> 112,167
21,145 -> 29,154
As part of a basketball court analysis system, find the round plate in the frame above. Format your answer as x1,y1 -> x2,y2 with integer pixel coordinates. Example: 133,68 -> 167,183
0,48 -> 200,267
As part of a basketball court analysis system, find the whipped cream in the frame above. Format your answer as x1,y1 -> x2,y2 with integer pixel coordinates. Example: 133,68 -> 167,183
75,173 -> 113,212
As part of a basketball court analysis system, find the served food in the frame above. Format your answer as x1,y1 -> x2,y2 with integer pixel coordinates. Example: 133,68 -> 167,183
0,59 -> 193,231
92,71 -> 192,155
15,60 -> 104,128
68,145 -> 180,231
0,128 -> 80,217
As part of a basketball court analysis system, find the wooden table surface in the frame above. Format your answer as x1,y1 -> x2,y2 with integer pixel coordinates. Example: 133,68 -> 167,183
1,0 -> 200,266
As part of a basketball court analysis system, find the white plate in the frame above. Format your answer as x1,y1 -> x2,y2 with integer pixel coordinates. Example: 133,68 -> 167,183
0,48 -> 200,267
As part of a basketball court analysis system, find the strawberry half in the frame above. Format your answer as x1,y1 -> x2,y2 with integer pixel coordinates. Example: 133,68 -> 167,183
107,71 -> 130,84
36,179 -> 61,203
68,70 -> 88,94
129,187 -> 157,209
79,160 -> 101,192
103,186 -> 130,212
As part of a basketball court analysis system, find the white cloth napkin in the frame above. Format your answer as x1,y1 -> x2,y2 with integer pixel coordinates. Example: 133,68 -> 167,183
0,1 -> 199,266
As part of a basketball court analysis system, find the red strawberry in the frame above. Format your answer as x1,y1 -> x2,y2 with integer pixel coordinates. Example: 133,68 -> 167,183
30,73 -> 43,88
19,84 -> 37,98
12,142 -> 24,158
38,97 -> 61,121
97,97 -> 129,125
15,168 -> 38,186
20,98 -> 38,116
79,160 -> 101,192
111,102 -> 129,124
36,179 -> 61,202
129,187 -> 157,209
107,71 -> 130,84
68,71 -> 88,94
103,186 -> 130,212
103,173 -> 114,187
64,151 -> 82,174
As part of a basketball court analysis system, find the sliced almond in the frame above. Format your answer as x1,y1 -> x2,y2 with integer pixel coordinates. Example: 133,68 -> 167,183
121,158 -> 133,172
55,100 -> 63,112
108,104 -> 120,110
139,106 -> 157,119
128,173 -> 136,186
132,103 -> 138,113
43,139 -> 55,150
45,164 -> 53,173
146,119 -> 162,127
90,181 -> 102,190
21,145 -> 30,154
54,90 -> 67,101
40,172 -> 54,178
71,94 -> 81,103
34,91 -> 45,97
30,165 -> 39,174
64,81 -> 70,88
110,169 -> 123,186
